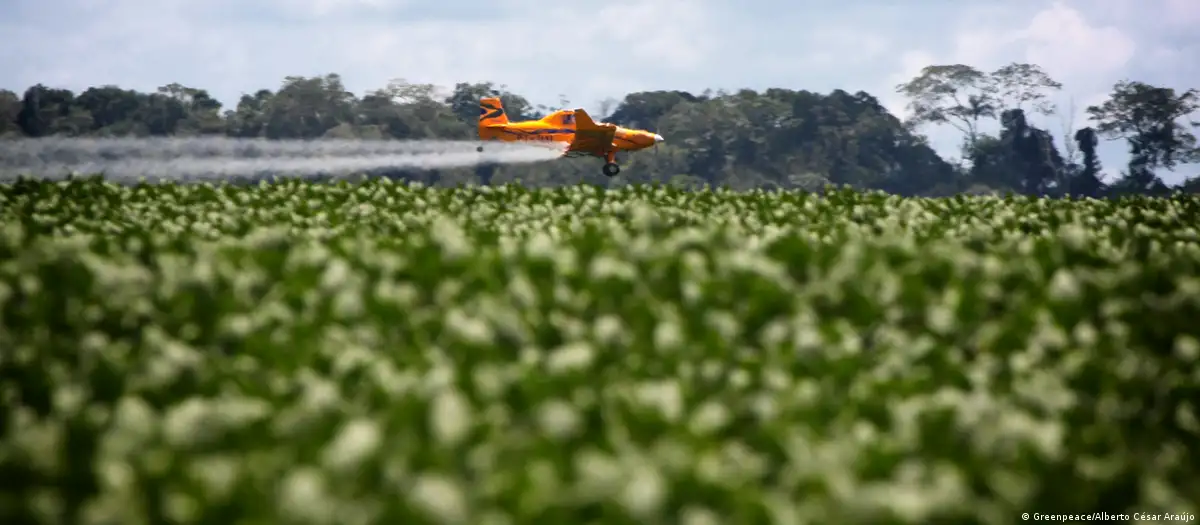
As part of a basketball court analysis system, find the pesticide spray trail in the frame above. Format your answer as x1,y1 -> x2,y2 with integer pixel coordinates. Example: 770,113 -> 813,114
0,137 -> 565,182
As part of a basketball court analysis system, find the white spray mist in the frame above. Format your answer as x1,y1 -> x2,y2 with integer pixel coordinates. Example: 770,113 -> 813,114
0,137 -> 566,182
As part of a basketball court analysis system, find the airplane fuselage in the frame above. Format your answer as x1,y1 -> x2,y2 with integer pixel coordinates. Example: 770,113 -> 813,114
479,115 -> 661,152
477,98 -> 662,177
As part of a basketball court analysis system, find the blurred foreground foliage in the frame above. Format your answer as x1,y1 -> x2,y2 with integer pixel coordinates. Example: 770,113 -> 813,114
1,177 -> 1199,523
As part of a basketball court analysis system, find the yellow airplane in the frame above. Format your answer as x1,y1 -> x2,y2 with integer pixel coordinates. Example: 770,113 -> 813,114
475,96 -> 664,177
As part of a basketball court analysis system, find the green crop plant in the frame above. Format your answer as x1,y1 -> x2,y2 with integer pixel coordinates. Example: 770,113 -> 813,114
2,176 -> 1198,524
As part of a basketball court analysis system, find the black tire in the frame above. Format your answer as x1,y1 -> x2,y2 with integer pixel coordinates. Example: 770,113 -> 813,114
476,146 -> 484,152
602,163 -> 620,177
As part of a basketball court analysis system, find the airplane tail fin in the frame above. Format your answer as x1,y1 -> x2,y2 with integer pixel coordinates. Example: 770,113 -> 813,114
479,97 -> 509,126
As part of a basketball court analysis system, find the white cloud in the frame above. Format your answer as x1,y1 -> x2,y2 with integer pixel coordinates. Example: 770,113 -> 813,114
1,0 -> 713,108
281,0 -> 401,16
1164,0 -> 1200,25
881,50 -> 938,118
1022,2 -> 1136,80
885,1 -> 1136,90
590,1 -> 713,68
801,28 -> 890,67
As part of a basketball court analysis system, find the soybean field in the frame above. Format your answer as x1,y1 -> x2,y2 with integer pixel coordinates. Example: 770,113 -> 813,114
2,176 -> 1198,524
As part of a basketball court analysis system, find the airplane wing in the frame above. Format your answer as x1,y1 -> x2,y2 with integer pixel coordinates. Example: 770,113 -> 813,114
564,108 -> 616,158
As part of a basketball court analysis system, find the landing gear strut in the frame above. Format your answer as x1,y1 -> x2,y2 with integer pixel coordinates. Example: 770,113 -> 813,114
602,150 -> 620,177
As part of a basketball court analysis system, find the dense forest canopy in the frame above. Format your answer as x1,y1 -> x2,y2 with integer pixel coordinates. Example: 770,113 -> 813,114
2,62 -> 1198,196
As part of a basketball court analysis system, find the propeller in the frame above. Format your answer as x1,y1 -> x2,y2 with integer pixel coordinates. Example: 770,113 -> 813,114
652,121 -> 662,157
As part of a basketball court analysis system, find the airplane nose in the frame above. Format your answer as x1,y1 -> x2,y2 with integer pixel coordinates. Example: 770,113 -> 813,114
654,133 -> 664,143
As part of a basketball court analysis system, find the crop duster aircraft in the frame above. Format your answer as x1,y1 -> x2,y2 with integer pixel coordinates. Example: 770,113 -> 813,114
476,97 -> 664,177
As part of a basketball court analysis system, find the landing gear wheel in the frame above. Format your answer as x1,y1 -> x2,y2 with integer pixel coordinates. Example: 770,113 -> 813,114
602,162 -> 620,177
476,146 -> 484,152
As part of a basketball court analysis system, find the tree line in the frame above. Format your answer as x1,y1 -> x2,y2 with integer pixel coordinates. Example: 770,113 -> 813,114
2,62 -> 1198,196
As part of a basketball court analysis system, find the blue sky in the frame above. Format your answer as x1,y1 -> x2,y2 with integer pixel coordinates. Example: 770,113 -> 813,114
2,0 -> 1198,183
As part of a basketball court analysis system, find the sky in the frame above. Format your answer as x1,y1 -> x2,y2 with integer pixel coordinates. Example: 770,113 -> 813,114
2,0 -> 1198,183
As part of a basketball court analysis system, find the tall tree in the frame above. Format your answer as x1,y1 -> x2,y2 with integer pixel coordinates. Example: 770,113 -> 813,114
990,62 -> 1062,115
75,86 -> 145,135
1179,175 -> 1200,194
139,92 -> 189,136
17,85 -> 88,137
897,62 -> 1062,166
1006,109 -> 1064,195
157,83 -> 224,135
0,89 -> 21,136
606,90 -> 700,132
225,89 -> 274,138
1087,80 -> 1199,187
355,88 -> 411,139
1068,127 -> 1105,197
968,109 -> 1064,195
371,80 -> 465,139
262,74 -> 357,139
895,64 -> 998,157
